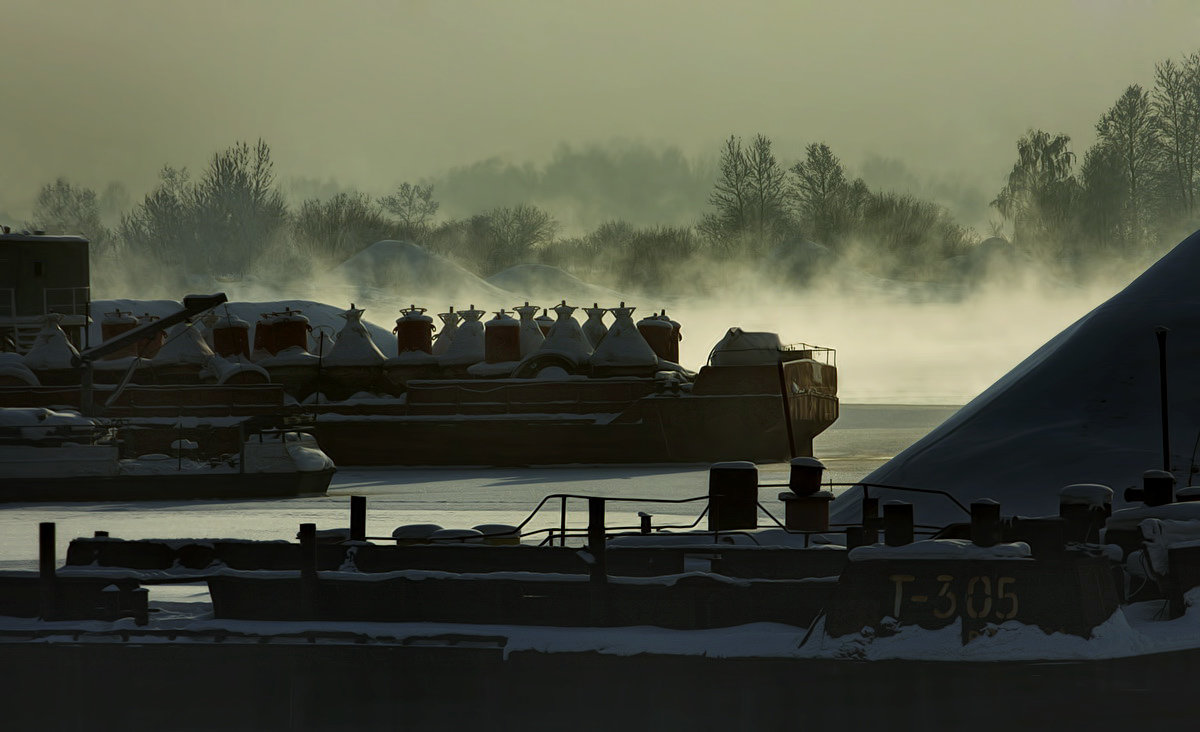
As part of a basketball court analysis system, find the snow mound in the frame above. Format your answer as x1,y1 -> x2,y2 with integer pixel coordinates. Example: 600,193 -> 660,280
487,264 -> 624,303
832,228 -> 1200,528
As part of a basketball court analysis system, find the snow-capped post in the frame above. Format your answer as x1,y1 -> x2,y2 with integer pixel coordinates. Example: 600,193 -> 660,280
1155,326 -> 1170,472
970,499 -> 1001,547
39,522 -> 55,620
882,501 -> 913,546
349,496 -> 366,542
861,496 -> 880,544
1059,484 -> 1113,543
707,461 -> 759,532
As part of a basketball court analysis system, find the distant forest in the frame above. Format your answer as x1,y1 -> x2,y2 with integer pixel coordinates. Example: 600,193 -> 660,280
17,48 -> 1200,294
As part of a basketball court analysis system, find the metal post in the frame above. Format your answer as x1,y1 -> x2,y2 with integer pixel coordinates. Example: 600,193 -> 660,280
587,497 -> 607,626
1156,326 -> 1171,472
777,361 -> 797,459
299,523 -> 317,619
560,496 -> 568,547
587,498 -> 607,580
349,496 -> 366,542
39,522 -> 55,620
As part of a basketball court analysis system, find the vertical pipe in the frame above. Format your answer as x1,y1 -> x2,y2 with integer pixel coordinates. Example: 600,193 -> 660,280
349,496 -> 366,542
777,361 -> 797,460
587,498 -> 607,579
560,496 -> 567,547
299,522 -> 317,619
39,522 -> 55,620
587,497 -> 607,626
1156,326 -> 1171,472
39,522 -> 56,580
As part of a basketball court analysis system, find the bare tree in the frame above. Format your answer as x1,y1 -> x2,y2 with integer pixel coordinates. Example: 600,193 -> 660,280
789,143 -> 849,245
698,135 -> 751,247
293,192 -> 397,263
991,130 -> 1079,257
192,140 -> 288,276
481,204 -> 558,273
1152,55 -> 1200,217
744,134 -> 789,250
379,182 -> 440,237
1096,85 -> 1159,252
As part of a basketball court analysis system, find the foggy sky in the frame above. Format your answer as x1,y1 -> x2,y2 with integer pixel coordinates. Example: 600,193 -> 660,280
4,0 -> 1200,218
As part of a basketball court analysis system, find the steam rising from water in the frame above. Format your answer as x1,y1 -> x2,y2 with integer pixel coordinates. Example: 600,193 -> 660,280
93,243 -> 1132,405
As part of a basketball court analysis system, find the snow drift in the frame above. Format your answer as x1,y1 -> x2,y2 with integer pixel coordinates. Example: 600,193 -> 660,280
831,229 -> 1200,528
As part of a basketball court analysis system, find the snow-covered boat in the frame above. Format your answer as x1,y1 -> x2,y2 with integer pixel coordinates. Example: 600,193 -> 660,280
0,407 -> 335,502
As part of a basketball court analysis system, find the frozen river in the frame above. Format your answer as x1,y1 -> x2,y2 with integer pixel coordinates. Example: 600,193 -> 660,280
0,404 -> 959,569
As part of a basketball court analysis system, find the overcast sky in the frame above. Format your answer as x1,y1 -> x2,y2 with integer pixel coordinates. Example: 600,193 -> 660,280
4,0 -> 1199,216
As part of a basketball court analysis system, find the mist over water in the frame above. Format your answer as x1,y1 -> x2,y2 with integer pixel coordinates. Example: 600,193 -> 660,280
98,238 -> 1130,405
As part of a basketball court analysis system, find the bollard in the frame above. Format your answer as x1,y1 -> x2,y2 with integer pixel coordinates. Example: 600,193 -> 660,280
883,501 -> 914,547
132,587 -> 149,626
39,522 -> 56,620
1125,470 -> 1176,507
788,457 -> 826,497
845,526 -> 866,549
861,497 -> 880,545
587,498 -> 607,581
587,497 -> 607,625
349,496 -> 366,542
101,584 -> 121,621
1059,484 -> 1113,543
299,523 -> 317,619
970,499 -> 1001,548
780,490 -> 834,532
708,461 -> 758,531
94,530 -> 109,538
638,511 -> 652,535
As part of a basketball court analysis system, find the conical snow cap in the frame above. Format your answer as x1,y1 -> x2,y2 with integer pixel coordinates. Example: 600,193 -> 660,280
582,303 -> 609,350
514,301 -> 545,356
324,304 -> 386,366
537,300 -> 592,361
591,302 -> 658,367
433,307 -> 461,356
152,322 -> 215,365
441,304 -> 486,365
23,314 -> 79,370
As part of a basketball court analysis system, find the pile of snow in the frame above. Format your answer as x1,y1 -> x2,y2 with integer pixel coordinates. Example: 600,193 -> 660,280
591,304 -> 658,369
0,353 -> 38,385
486,263 -> 623,304
535,302 -> 592,363
832,229 -> 1200,528
22,314 -> 79,370
323,306 -> 386,367
151,323 -> 213,365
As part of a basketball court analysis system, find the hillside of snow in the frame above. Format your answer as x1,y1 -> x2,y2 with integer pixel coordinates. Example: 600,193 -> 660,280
831,228 -> 1200,528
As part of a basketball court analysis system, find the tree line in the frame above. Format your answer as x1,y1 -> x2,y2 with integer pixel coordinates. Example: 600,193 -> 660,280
992,52 -> 1200,277
17,48 -> 1200,293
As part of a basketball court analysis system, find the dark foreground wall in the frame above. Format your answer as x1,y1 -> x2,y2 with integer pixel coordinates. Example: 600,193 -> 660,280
4,639 -> 1198,732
